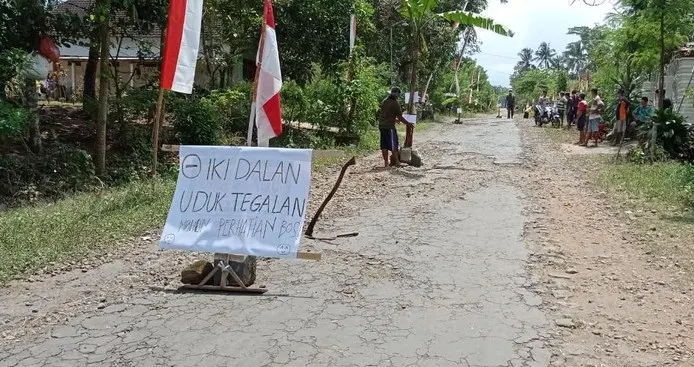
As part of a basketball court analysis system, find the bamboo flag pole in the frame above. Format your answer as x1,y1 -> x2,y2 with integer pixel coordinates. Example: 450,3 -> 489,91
151,88 -> 165,176
247,7 -> 268,147
151,27 -> 167,177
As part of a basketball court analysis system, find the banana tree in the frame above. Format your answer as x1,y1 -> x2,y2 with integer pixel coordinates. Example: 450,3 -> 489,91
399,0 -> 512,147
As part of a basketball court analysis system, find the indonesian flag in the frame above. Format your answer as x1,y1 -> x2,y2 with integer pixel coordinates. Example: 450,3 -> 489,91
160,0 -> 203,94
349,14 -> 356,53
255,0 -> 283,146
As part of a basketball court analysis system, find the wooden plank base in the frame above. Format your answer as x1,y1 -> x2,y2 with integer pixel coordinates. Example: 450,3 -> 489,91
180,284 -> 269,293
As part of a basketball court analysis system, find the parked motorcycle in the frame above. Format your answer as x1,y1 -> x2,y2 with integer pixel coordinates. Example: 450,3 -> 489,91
533,105 -> 553,127
550,106 -> 561,128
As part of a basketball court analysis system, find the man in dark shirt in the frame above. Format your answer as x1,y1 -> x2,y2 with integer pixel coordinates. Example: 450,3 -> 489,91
378,87 -> 412,167
506,90 -> 515,119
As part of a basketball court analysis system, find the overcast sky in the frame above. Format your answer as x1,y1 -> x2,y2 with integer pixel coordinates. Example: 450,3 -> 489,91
473,0 -> 614,87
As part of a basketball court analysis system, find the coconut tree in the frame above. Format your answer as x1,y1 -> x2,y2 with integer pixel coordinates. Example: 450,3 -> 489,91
534,42 -> 556,69
563,41 -> 587,77
516,47 -> 535,71
399,0 -> 512,147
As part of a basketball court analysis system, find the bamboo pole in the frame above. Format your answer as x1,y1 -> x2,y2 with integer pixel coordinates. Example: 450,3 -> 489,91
247,2 -> 269,147
151,87 -> 165,176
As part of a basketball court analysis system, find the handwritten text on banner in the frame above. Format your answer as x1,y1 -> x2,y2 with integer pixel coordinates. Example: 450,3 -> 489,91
159,146 -> 313,258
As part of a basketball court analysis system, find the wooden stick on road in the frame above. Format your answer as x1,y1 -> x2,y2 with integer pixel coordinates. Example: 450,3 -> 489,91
304,156 -> 357,238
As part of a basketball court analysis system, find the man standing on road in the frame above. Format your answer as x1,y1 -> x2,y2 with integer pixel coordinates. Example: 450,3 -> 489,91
378,87 -> 413,168
567,90 -> 579,130
539,90 -> 548,109
575,93 -> 588,145
585,88 -> 604,147
556,92 -> 567,126
506,90 -> 516,119
611,88 -> 630,146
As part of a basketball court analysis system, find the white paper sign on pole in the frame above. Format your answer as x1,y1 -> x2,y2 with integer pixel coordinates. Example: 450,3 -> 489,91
456,108 -> 462,114
159,146 -> 313,259
403,114 -> 417,125
404,92 -> 420,104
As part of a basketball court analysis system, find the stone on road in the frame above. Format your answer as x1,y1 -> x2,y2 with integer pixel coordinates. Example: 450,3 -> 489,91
1,118 -> 550,367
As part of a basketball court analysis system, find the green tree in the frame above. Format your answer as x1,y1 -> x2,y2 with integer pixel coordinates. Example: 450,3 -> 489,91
534,42 -> 556,69
516,48 -> 535,72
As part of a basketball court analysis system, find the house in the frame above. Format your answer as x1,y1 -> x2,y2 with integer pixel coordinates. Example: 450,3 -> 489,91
641,43 -> 694,123
53,0 -> 251,99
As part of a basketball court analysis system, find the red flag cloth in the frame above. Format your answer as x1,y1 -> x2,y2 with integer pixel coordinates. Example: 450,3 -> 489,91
255,0 -> 283,145
160,0 -> 203,94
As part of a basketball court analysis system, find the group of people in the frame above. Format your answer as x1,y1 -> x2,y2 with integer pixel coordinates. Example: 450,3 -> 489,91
508,88 -> 656,147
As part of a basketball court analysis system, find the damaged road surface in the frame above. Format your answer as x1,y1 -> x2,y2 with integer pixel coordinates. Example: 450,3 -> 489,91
0,118 -> 551,366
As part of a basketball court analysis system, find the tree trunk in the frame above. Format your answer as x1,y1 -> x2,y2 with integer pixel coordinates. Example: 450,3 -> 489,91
22,79 -> 41,154
83,43 -> 99,114
95,9 -> 111,177
657,10 -> 665,109
455,29 -> 471,97
421,65 -> 436,105
405,32 -> 418,148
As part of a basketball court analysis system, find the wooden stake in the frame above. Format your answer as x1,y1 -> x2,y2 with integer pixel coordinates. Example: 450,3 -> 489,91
304,156 -> 357,237
151,87 -> 165,176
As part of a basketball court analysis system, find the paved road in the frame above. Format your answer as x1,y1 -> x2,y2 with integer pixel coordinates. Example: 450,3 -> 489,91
0,117 -> 550,367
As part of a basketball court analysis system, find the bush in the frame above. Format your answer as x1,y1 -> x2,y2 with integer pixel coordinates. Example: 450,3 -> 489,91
295,51 -> 387,136
171,96 -> 222,145
0,143 -> 95,204
207,82 -> 252,135
0,100 -> 28,141
637,108 -> 690,161
281,80 -> 308,125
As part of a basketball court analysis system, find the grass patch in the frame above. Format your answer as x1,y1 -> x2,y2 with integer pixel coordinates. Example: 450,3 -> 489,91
595,161 -> 694,209
0,179 -> 176,282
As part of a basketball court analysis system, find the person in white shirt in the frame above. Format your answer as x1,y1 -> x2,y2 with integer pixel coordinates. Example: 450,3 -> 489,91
584,88 -> 604,147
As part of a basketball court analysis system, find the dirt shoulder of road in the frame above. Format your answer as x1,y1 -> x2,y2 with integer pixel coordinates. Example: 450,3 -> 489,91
517,122 -> 694,366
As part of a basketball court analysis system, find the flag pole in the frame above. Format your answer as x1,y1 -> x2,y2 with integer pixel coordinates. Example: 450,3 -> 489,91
247,1 -> 269,147
152,27 -> 167,177
151,87 -> 165,176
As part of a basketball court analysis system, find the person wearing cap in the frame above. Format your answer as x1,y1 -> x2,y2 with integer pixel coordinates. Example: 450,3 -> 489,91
378,87 -> 413,167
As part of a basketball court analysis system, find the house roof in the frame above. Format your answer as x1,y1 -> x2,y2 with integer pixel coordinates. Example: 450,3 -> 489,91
56,0 -> 240,61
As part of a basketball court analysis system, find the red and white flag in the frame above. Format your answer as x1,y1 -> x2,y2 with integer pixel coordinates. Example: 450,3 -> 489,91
349,14 -> 357,53
160,0 -> 203,94
254,0 -> 283,146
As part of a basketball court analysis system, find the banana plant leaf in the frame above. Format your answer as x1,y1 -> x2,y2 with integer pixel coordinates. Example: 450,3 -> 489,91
400,0 -> 440,21
440,11 -> 513,37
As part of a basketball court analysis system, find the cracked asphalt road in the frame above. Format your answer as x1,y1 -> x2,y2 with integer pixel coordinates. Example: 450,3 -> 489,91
0,117 -> 551,367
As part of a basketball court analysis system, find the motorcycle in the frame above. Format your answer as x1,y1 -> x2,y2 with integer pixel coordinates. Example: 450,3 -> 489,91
533,105 -> 553,126
533,105 -> 549,126
550,106 -> 561,128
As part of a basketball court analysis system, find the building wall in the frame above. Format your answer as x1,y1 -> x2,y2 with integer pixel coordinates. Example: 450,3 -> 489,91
643,57 -> 694,123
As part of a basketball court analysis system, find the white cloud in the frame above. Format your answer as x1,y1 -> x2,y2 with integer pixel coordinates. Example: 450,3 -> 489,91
472,0 -> 614,87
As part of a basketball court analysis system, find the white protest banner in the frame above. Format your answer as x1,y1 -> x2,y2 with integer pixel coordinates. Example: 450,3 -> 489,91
159,146 -> 312,259
403,114 -> 417,125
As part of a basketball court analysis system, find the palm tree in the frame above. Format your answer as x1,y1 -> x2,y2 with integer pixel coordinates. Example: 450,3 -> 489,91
563,41 -> 587,76
517,48 -> 535,71
550,54 -> 567,70
534,42 -> 556,69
